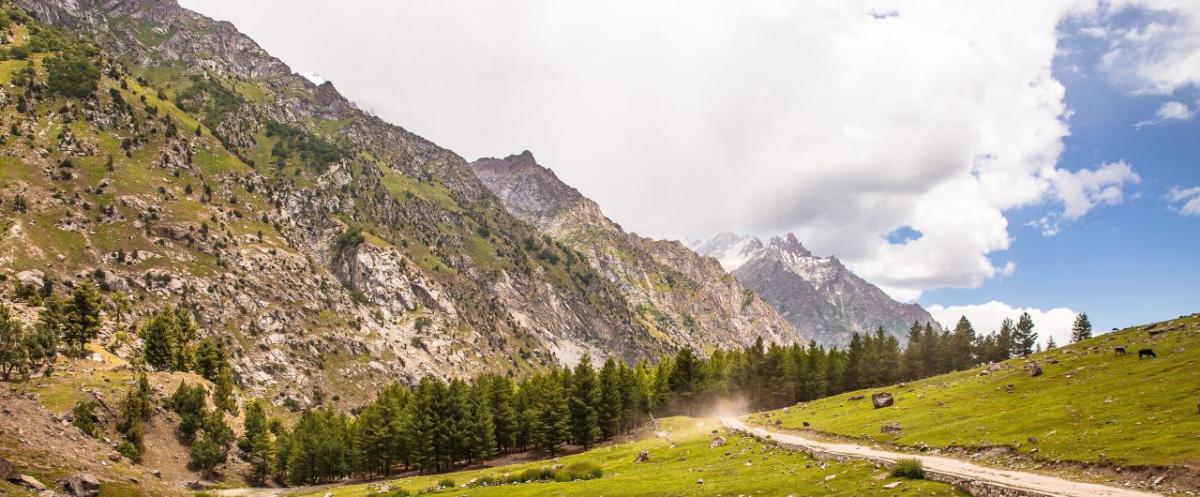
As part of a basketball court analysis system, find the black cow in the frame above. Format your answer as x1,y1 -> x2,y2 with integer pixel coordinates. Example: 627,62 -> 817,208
1138,348 -> 1156,359
1114,347 -> 1126,356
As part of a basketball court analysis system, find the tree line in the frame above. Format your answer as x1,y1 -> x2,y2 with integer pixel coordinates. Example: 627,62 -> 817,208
2,282 -> 1098,485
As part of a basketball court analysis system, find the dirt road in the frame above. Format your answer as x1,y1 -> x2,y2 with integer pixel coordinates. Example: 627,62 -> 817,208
722,417 -> 1161,497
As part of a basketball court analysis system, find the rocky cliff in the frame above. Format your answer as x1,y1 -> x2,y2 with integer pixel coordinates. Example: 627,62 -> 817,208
694,233 -> 940,346
471,152 -> 804,349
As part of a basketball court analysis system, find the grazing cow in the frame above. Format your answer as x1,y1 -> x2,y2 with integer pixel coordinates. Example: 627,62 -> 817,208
1138,348 -> 1156,359
1114,347 -> 1126,356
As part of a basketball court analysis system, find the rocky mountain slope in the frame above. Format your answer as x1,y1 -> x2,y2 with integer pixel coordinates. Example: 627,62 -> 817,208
471,152 -> 803,349
0,0 -> 718,410
694,233 -> 939,345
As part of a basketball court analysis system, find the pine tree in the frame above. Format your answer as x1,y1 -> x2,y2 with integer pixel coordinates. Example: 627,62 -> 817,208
901,321 -> 925,381
213,360 -> 237,414
569,356 -> 601,448
193,337 -> 224,381
995,318 -> 1015,362
842,333 -> 864,390
539,374 -> 570,456
950,316 -> 977,371
597,358 -> 622,440
668,347 -> 701,413
466,384 -> 495,463
1046,336 -> 1058,350
62,282 -> 102,357
140,309 -> 180,371
0,305 -> 28,381
488,376 -> 518,453
1014,312 -> 1037,357
1070,312 -> 1092,343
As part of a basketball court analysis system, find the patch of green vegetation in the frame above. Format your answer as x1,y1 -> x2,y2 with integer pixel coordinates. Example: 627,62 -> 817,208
378,166 -> 461,213
303,417 -> 965,497
97,482 -> 146,497
758,314 -> 1200,467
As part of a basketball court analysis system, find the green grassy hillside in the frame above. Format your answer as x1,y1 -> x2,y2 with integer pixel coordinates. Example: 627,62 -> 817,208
301,417 -> 966,497
754,314 -> 1200,467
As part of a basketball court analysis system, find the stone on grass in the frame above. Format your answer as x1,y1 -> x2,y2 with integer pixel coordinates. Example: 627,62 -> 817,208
881,422 -> 902,434
18,474 -> 47,490
710,436 -> 727,448
1024,361 -> 1042,377
872,392 -> 894,409
57,474 -> 100,497
634,449 -> 650,463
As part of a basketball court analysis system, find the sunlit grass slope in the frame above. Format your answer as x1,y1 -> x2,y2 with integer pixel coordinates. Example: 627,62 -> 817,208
756,314 -> 1200,467
301,417 -> 966,497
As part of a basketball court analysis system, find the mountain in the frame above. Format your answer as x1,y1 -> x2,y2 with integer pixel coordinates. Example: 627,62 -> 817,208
471,152 -> 803,349
694,233 -> 939,345
0,0 -> 759,409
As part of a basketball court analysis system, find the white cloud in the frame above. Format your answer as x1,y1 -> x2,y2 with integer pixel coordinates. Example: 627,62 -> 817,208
1134,100 -> 1195,127
181,0 -> 1154,300
1092,0 -> 1200,95
1030,160 -> 1141,235
927,301 -> 1078,347
1166,186 -> 1200,216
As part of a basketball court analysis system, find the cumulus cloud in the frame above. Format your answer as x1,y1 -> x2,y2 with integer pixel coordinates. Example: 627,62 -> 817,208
1090,0 -> 1200,95
927,301 -> 1078,348
1166,186 -> 1200,216
1030,160 -> 1141,235
1134,100 -> 1195,127
181,0 -> 1158,300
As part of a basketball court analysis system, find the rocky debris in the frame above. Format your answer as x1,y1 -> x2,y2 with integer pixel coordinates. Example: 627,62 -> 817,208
15,270 -> 45,289
634,449 -> 650,463
883,481 -> 901,489
849,394 -> 865,400
1024,361 -> 1043,377
57,474 -> 100,497
872,392 -> 894,409
881,422 -> 902,434
710,436 -> 728,448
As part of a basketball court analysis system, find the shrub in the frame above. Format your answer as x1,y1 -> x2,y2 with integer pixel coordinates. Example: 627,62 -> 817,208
46,51 -> 100,99
436,478 -> 456,489
116,439 -> 141,461
72,400 -> 97,437
891,458 -> 924,479
560,461 -> 603,481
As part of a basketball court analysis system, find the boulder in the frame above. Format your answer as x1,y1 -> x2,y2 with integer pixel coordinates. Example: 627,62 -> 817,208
1023,362 -> 1042,377
881,422 -> 902,434
849,394 -> 865,401
634,449 -> 650,463
871,392 -> 894,409
710,436 -> 727,448
0,456 -> 16,480
57,474 -> 100,497
17,474 -> 47,490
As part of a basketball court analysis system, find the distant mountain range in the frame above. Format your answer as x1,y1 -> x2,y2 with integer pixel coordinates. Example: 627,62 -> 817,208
472,152 -> 803,349
693,233 -> 941,345
471,152 -> 939,348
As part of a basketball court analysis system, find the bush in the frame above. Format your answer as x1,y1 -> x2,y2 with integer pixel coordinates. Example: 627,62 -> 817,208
436,478 -> 456,489
46,51 -> 100,99
559,461 -> 603,481
891,458 -> 924,479
116,439 -> 141,462
72,400 -> 97,437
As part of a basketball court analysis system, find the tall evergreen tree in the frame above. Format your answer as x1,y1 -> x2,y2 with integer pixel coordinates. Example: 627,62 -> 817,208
1070,312 -> 1092,343
539,373 -> 571,456
487,376 -> 518,453
569,356 -> 601,448
597,358 -> 622,440
63,282 -> 102,357
1014,312 -> 1037,357
949,316 -> 978,371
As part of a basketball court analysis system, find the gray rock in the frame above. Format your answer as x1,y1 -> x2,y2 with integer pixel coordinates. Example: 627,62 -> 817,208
872,392 -> 894,409
634,449 -> 650,463
0,455 -> 16,480
57,474 -> 100,497
1024,361 -> 1043,377
881,422 -> 902,434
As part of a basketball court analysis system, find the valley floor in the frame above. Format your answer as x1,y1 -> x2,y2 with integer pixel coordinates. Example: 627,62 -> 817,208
724,417 -> 1161,497
289,417 -> 967,497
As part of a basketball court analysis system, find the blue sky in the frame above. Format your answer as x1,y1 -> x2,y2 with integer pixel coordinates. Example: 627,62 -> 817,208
923,8 -> 1200,335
